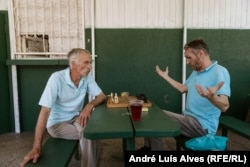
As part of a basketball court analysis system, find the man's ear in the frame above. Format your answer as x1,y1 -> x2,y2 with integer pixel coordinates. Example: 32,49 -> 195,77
198,49 -> 205,58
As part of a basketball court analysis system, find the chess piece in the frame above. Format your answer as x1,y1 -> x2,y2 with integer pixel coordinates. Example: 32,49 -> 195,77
110,92 -> 114,103
114,93 -> 119,104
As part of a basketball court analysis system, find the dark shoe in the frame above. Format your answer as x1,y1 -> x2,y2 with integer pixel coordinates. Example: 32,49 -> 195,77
136,146 -> 151,151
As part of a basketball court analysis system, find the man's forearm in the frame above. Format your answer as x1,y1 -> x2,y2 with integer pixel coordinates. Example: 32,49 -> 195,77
208,94 -> 229,112
89,92 -> 106,107
33,107 -> 50,148
164,76 -> 187,93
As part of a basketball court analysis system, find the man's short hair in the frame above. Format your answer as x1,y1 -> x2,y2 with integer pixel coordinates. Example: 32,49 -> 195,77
184,38 -> 209,54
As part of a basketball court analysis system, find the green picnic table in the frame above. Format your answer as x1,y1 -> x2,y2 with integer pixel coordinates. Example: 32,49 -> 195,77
84,102 -> 181,151
84,104 -> 135,150
130,102 -> 181,138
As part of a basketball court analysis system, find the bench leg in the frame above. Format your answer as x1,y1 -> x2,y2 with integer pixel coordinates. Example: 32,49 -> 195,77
221,127 -> 228,137
221,128 -> 228,150
175,135 -> 191,151
176,140 -> 181,151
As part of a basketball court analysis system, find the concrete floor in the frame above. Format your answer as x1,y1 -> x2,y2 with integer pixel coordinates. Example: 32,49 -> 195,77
0,128 -> 249,167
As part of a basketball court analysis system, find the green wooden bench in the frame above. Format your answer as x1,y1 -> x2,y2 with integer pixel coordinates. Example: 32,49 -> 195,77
25,137 -> 79,167
220,115 -> 250,140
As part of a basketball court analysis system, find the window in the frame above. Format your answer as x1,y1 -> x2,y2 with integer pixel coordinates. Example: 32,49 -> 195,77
12,0 -> 86,59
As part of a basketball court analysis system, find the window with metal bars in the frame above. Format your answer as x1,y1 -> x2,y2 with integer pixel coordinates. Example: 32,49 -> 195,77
12,0 -> 85,59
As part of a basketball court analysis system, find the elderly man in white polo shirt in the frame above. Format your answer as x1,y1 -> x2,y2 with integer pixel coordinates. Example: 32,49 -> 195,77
21,48 -> 106,167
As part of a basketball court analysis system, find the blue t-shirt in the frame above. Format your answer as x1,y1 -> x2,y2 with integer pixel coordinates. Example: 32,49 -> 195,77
39,68 -> 102,128
184,61 -> 231,134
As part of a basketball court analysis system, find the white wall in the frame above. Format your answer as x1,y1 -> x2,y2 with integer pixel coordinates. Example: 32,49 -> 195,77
7,0 -> 250,55
2,0 -> 250,28
94,0 -> 250,29
94,0 -> 183,28
0,0 -> 8,10
186,0 -> 250,29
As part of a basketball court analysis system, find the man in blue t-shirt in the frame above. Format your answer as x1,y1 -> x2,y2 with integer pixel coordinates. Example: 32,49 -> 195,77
21,48 -> 106,167
140,38 -> 231,151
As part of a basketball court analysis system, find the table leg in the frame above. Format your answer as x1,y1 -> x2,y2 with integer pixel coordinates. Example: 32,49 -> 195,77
123,137 -> 135,151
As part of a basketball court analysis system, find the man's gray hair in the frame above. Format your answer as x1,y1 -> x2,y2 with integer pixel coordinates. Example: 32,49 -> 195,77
67,48 -> 90,68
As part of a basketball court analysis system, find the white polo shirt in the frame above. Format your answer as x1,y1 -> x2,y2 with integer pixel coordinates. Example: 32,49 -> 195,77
39,67 -> 102,128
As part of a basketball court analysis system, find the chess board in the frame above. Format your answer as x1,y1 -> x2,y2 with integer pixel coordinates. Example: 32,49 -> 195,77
106,96 -> 152,108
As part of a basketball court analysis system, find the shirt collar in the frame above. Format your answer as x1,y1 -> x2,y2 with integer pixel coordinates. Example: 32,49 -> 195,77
204,60 -> 217,71
64,67 -> 86,87
198,60 -> 217,73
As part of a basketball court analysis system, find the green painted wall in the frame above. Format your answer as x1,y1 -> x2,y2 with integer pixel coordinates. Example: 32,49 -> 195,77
5,28 -> 250,132
0,11 -> 12,134
88,29 -> 184,112
17,65 -> 67,131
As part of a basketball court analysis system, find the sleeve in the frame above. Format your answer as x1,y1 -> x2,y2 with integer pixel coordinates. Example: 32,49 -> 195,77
216,67 -> 231,97
87,75 -> 103,97
38,73 -> 59,108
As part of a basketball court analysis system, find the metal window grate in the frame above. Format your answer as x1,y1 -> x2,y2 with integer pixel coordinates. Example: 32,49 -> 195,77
12,0 -> 85,59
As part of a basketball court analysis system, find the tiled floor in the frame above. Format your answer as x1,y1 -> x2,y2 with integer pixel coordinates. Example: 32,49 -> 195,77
0,128 -> 249,167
